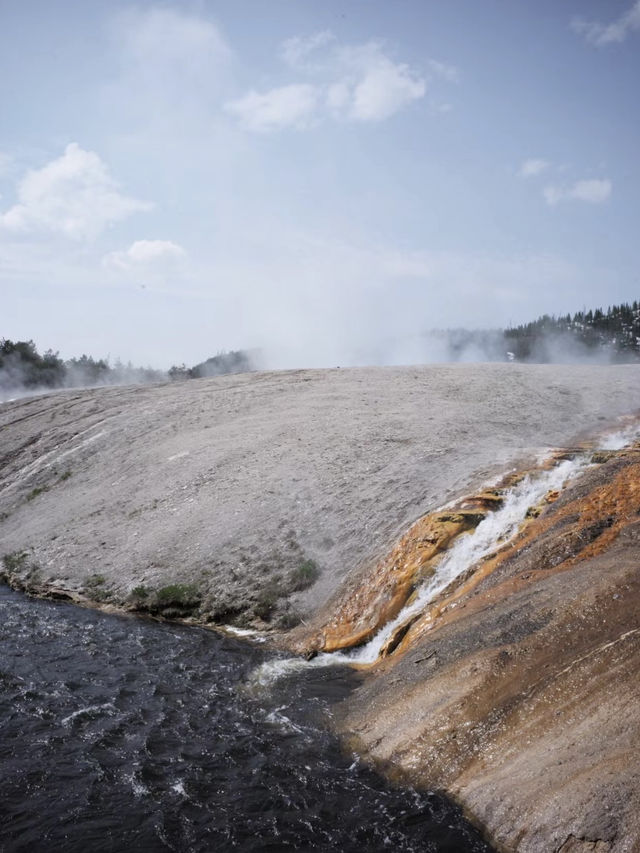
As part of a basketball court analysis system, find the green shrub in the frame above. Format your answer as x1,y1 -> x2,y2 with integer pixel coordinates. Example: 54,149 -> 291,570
253,583 -> 281,621
156,583 -> 200,605
288,559 -> 320,592
130,584 -> 150,599
26,485 -> 50,501
277,610 -> 302,629
3,551 -> 28,572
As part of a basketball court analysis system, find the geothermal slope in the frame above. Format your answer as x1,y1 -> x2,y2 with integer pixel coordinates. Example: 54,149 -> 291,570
1,363 -> 640,851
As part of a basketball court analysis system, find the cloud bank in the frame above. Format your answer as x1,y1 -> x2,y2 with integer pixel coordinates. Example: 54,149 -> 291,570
0,143 -> 151,240
225,33 -> 443,131
104,239 -> 186,270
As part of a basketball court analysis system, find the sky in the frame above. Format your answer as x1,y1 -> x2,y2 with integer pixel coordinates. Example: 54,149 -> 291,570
1,0 -> 639,369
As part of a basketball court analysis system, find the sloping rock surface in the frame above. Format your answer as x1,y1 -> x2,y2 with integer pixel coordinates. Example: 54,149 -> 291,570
1,364 -> 639,629
334,451 -> 640,852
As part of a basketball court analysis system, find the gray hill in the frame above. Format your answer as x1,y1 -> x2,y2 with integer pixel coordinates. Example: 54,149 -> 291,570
1,363 -> 639,627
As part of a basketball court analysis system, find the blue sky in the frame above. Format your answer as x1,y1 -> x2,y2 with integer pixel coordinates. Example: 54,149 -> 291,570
1,0 -> 638,367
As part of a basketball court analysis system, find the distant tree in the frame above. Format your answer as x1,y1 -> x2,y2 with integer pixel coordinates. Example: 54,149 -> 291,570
188,350 -> 255,378
0,339 -> 66,388
168,364 -> 190,381
504,301 -> 640,362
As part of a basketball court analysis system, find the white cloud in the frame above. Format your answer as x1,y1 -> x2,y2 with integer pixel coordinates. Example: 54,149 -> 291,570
105,7 -> 233,132
227,35 -> 428,132
347,47 -> 427,121
543,179 -> 612,206
0,143 -> 151,240
225,84 -> 319,132
519,158 -> 549,178
280,30 -> 335,69
104,239 -> 186,270
326,82 -> 351,113
572,1 -> 640,45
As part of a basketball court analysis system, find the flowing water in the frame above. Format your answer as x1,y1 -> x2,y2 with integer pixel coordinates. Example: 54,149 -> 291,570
0,586 -> 492,852
254,453 -> 590,682
346,456 -> 587,665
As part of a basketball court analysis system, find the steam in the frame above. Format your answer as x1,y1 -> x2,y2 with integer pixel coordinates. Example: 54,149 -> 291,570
0,350 -> 165,404
253,327 -> 630,371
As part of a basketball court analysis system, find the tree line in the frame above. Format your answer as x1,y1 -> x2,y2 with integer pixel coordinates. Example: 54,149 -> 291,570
0,339 -> 165,393
504,301 -> 640,362
0,339 -> 256,396
2,300 -> 638,395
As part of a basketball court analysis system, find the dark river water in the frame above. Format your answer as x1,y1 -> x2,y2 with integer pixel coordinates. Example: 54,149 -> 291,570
0,586 -> 493,852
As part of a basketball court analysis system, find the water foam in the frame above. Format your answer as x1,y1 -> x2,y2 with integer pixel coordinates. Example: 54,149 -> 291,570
61,702 -> 116,726
345,456 -> 586,664
248,654 -> 338,690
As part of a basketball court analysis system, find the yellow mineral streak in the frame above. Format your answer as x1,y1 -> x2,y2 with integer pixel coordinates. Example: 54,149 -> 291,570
305,508 -> 487,653
297,442 -> 640,660
393,448 -> 640,657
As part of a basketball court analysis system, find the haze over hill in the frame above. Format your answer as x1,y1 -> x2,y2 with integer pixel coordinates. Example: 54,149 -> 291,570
2,300 -> 639,401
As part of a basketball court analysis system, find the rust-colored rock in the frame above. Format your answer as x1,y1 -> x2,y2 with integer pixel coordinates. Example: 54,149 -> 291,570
291,502 -> 492,655
333,449 -> 640,853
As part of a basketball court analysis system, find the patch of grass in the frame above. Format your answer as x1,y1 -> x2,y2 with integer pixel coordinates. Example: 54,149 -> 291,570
276,610 -> 302,629
128,581 -> 202,618
288,559 -> 320,592
156,583 -> 200,605
26,485 -> 50,501
1,551 -> 40,588
130,584 -> 150,600
59,470 -> 72,482
83,574 -> 112,602
3,551 -> 28,573
253,582 -> 282,622
141,583 -> 203,619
